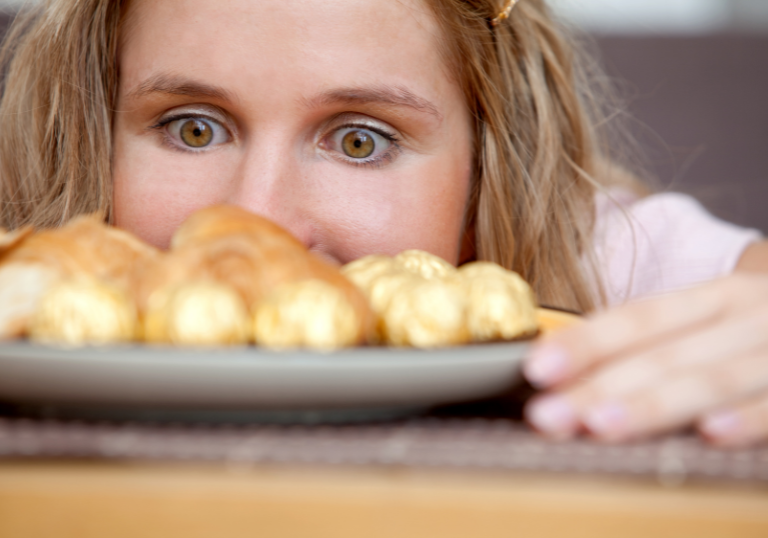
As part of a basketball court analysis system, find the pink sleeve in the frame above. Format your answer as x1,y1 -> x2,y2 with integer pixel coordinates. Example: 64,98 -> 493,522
591,190 -> 763,307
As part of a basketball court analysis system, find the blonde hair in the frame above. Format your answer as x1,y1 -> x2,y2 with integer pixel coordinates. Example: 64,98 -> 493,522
0,0 -> 642,312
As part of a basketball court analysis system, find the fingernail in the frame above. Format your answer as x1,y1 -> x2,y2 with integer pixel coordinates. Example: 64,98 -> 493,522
585,401 -> 628,438
524,343 -> 570,388
526,395 -> 577,436
700,411 -> 740,439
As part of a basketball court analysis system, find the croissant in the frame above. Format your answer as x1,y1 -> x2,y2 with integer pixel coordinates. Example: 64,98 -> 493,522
143,281 -> 250,346
0,216 -> 158,339
137,206 -> 375,347
0,226 -> 33,258
253,279 -> 361,351
29,278 -> 138,346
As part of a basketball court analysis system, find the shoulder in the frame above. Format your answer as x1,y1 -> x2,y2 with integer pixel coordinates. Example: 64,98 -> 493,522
592,190 -> 763,307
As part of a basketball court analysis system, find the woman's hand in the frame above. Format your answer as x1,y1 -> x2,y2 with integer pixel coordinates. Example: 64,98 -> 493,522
523,272 -> 768,447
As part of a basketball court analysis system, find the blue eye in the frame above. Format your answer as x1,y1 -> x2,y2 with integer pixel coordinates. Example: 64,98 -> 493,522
164,116 -> 230,149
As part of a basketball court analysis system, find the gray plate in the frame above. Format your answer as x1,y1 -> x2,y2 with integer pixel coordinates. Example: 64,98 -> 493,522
0,341 -> 528,421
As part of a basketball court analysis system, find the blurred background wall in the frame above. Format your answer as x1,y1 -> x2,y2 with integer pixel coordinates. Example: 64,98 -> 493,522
552,0 -> 768,233
0,0 -> 765,232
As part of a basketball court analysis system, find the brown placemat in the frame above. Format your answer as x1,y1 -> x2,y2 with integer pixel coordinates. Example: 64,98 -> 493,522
1,416 -> 767,486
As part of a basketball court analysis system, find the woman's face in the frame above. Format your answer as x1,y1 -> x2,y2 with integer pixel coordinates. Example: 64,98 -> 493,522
113,0 -> 473,265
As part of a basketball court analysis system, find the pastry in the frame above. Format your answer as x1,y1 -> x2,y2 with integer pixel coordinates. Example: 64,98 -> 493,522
4,215 -> 159,291
0,225 -> 33,258
137,206 -> 375,348
29,278 -> 137,345
253,279 -> 360,351
0,215 -> 157,339
143,281 -> 250,346
0,263 -> 61,339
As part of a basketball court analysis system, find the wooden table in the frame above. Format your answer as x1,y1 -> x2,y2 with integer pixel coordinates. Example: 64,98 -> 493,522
1,461 -> 766,538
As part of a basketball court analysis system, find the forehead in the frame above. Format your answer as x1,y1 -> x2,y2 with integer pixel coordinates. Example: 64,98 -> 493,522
119,0 -> 453,107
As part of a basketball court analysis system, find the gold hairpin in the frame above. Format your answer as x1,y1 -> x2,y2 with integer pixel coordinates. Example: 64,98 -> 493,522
490,0 -> 520,27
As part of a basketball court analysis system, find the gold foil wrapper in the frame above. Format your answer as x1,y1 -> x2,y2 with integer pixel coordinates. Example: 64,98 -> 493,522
364,270 -> 423,314
29,278 -> 137,345
253,279 -> 359,351
343,253 -> 539,347
340,255 -> 399,293
394,250 -> 456,280
144,281 -> 249,346
454,261 -> 538,341
382,279 -> 469,348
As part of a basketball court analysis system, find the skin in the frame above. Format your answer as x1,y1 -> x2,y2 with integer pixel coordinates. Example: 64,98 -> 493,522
113,0 -> 473,266
524,242 -> 768,447
112,0 -> 768,446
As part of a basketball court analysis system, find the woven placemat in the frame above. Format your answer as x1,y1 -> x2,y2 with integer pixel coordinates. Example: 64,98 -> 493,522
1,413 -> 767,485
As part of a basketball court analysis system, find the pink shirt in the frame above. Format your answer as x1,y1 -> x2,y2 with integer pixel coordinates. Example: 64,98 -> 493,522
592,190 -> 763,307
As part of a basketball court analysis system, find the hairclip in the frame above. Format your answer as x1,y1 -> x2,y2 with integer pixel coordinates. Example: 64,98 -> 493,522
490,0 -> 520,27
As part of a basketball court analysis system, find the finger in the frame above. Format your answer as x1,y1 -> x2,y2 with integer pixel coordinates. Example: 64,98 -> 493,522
564,304 -> 768,407
699,392 -> 768,448
582,350 -> 768,442
525,302 -> 768,440
524,274 -> 768,389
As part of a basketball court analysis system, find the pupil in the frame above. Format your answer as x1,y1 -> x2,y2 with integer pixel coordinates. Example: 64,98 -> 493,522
354,139 -> 362,148
193,128 -> 202,137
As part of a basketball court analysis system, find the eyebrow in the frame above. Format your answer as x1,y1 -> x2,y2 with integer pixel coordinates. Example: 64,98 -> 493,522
127,74 -> 235,102
305,85 -> 442,121
127,76 -> 442,121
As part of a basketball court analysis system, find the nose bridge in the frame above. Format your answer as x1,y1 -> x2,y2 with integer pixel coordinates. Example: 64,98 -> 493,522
227,135 -> 313,245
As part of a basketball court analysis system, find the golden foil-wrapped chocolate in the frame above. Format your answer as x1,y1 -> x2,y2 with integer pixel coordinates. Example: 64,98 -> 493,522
361,270 -> 424,344
453,261 -> 538,341
394,250 -> 456,280
252,279 -> 360,351
29,278 -> 137,345
382,279 -> 469,348
340,255 -> 400,293
343,253 -> 540,347
364,270 -> 423,314
144,281 -> 249,346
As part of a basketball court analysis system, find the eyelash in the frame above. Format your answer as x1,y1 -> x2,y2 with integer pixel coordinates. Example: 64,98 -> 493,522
150,113 -> 230,154
150,114 -> 403,167
327,122 -> 402,169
